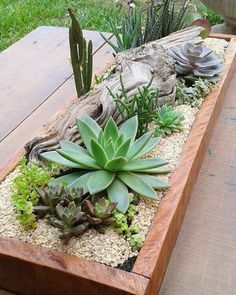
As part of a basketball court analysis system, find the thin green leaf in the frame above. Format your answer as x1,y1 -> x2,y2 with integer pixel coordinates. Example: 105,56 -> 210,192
135,174 -> 169,189
83,116 -> 102,137
90,138 -> 108,168
133,137 -> 161,159
137,166 -> 171,174
104,117 -> 119,143
76,118 -> 98,153
69,172 -> 94,194
107,178 -> 129,214
119,116 -> 138,143
127,131 -> 153,160
114,138 -> 131,158
87,170 -> 115,194
50,172 -> 84,187
105,157 -> 127,171
59,140 -> 89,155
58,149 -> 101,170
41,151 -> 81,168
117,172 -> 157,200
122,158 -> 168,171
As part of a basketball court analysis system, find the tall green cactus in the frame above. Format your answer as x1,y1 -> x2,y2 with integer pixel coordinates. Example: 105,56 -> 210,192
68,9 -> 93,97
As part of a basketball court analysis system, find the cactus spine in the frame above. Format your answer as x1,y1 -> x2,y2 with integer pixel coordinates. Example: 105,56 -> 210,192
68,9 -> 93,97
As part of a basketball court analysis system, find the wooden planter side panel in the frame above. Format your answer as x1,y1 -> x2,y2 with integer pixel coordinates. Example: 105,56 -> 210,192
0,237 -> 150,295
132,37 -> 236,294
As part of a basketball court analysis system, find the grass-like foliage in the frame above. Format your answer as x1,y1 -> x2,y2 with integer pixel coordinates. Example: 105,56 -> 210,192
11,157 -> 59,229
144,0 -> 189,43
101,7 -> 143,53
102,0 -> 190,53
68,9 -> 93,97
155,105 -> 184,137
41,116 -> 169,214
107,75 -> 158,137
175,78 -> 214,108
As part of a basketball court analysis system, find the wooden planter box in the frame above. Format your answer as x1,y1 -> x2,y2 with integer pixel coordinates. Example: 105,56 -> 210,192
0,34 -> 236,295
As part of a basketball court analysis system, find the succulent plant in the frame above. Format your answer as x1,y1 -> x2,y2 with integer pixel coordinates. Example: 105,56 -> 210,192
107,75 -> 158,137
169,43 -> 223,81
41,116 -> 169,214
175,77 -> 214,107
34,185 -> 84,216
49,202 -> 89,241
68,9 -> 93,97
155,105 -> 184,137
101,8 -> 143,53
85,197 -> 116,225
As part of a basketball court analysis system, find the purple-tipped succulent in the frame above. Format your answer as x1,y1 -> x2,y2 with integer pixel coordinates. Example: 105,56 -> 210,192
169,43 -> 223,81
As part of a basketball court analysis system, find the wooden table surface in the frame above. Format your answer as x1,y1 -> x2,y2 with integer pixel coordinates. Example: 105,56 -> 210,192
0,27 -> 236,295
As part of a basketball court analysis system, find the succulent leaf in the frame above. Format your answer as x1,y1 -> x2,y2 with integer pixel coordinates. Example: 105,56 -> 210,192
107,178 -> 129,213
119,116 -> 138,143
126,131 -> 153,160
135,174 -> 169,190
117,171 -> 157,200
41,151 -> 81,168
50,172 -> 85,187
59,140 -> 89,155
169,43 -> 223,81
90,139 -> 108,167
58,149 -> 101,170
87,170 -> 115,194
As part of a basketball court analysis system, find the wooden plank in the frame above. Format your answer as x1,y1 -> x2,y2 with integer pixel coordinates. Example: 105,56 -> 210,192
132,37 -> 236,293
0,237 -> 150,295
0,40 -> 115,181
0,26 -> 111,142
159,69 -> 236,295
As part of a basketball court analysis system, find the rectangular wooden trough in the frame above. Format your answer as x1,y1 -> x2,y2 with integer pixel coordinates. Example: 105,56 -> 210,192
0,34 -> 236,295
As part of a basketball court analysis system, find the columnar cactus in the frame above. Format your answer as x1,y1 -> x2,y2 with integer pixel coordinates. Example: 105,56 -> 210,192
68,9 -> 93,97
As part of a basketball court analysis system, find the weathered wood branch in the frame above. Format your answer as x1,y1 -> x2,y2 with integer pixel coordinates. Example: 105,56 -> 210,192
25,27 -> 204,162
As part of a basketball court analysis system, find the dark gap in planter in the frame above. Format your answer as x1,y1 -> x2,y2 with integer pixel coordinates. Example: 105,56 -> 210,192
116,256 -> 137,272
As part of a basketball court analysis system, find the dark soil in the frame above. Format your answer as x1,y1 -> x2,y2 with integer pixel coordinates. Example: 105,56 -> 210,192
116,256 -> 137,272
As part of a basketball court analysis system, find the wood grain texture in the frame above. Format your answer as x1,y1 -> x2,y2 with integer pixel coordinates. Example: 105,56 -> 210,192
0,32 -> 115,181
132,37 -> 236,293
160,62 -> 236,295
0,237 -> 150,295
0,26 -> 111,142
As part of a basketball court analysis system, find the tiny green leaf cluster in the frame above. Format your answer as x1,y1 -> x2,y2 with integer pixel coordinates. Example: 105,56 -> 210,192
155,105 -> 185,137
111,194 -> 144,251
175,78 -> 214,108
101,7 -> 143,53
108,75 -> 158,137
11,157 -> 59,229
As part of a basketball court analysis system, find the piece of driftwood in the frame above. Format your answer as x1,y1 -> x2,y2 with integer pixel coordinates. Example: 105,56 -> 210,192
25,26 -> 204,162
